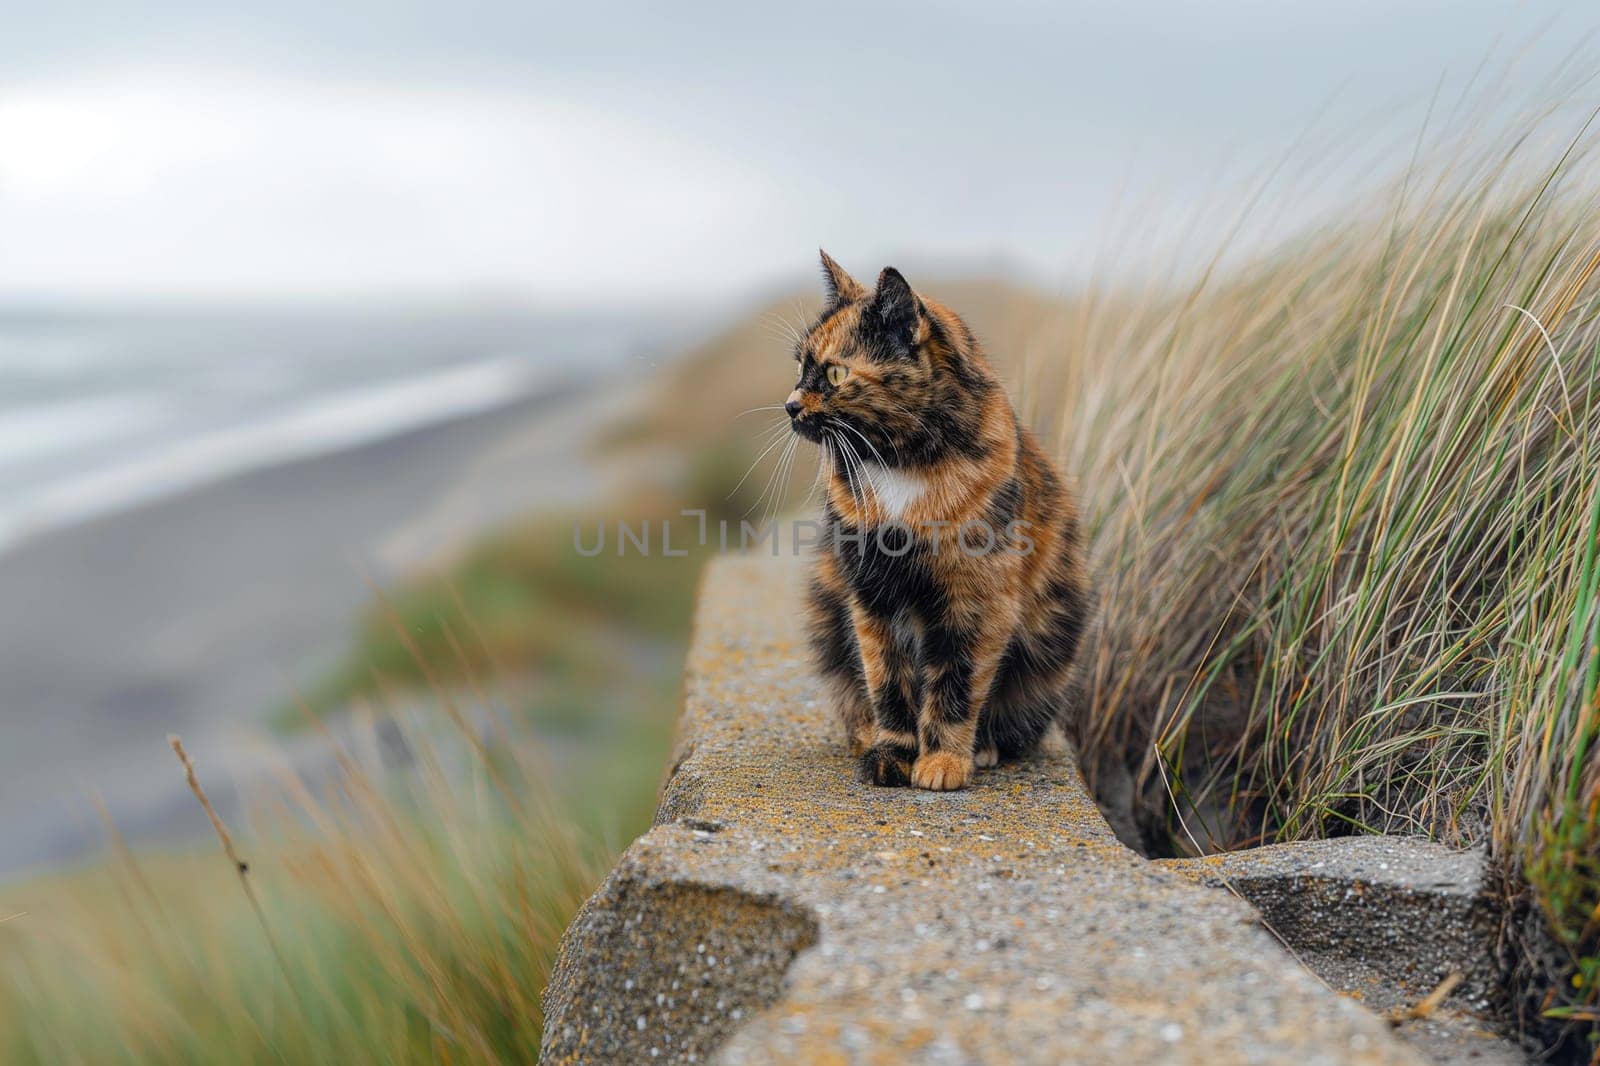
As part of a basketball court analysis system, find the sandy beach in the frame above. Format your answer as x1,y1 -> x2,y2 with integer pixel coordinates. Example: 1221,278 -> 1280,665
0,373 -> 638,875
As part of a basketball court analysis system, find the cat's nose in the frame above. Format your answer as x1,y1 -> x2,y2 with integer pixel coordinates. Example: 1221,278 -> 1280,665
785,398 -> 804,418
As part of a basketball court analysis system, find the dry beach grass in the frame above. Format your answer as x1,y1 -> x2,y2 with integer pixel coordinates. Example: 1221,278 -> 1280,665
1017,119 -> 1600,1051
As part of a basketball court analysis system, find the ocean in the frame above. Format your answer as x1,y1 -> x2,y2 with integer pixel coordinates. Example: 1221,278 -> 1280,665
0,303 -> 687,554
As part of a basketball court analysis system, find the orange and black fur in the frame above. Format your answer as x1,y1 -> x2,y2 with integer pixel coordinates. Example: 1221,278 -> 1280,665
794,252 -> 1088,791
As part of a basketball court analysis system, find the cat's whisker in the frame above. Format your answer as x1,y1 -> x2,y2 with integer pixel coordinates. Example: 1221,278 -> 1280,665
808,442 -> 830,505
783,434 -> 804,510
753,418 -> 793,447
753,434 -> 799,526
832,419 -> 894,480
826,438 -> 848,504
824,429 -> 858,514
753,438 -> 790,521
734,405 -> 790,420
730,424 -> 799,505
761,310 -> 805,349
847,439 -> 884,503
833,430 -> 869,516
847,439 -> 876,510
825,435 -> 851,512
767,436 -> 801,528
788,300 -> 813,344
829,430 -> 859,513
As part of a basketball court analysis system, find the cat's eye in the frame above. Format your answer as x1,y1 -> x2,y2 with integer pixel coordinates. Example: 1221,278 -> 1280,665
827,365 -> 849,387
795,359 -> 803,378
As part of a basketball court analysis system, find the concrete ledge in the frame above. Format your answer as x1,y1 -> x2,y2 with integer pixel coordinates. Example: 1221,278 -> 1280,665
540,554 -> 1423,1064
541,873 -> 818,1063
1159,840 -> 1524,1064
1160,838 -> 1496,1006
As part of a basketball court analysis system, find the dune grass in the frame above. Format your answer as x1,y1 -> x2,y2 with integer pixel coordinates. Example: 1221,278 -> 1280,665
0,707 -> 605,1064
1012,124 -> 1600,1049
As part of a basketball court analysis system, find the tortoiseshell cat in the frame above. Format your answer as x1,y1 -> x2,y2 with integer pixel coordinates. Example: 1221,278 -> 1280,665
793,252 -> 1089,790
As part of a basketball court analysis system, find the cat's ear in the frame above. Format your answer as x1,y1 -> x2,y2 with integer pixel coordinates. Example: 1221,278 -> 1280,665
819,248 -> 865,305
868,267 -> 922,354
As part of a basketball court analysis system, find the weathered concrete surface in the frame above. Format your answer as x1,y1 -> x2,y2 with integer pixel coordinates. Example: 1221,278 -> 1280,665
541,553 -> 1423,1064
1162,839 -> 1528,1064
1159,837 -> 1496,1003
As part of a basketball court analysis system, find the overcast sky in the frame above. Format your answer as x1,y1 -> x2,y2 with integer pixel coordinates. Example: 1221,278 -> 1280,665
0,2 -> 1595,305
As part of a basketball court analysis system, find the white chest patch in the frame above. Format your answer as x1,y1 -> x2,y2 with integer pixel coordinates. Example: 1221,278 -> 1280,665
865,463 -> 927,520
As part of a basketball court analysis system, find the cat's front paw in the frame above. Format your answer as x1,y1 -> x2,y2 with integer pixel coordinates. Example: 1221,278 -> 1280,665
911,751 -> 972,791
858,742 -> 915,787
